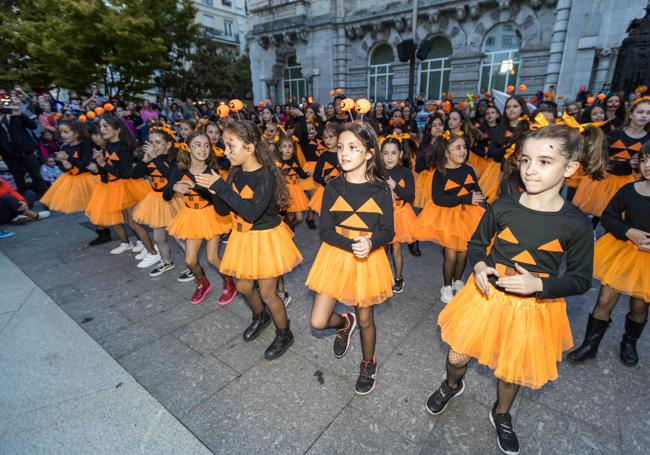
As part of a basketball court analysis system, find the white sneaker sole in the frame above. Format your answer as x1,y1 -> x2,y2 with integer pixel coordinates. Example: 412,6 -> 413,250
355,367 -> 377,396
489,411 -> 520,455
425,380 -> 465,416
149,263 -> 175,277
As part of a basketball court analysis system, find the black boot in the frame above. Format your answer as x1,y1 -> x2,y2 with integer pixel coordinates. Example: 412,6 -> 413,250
242,310 -> 271,342
620,313 -> 646,366
264,320 -> 294,360
408,241 -> 421,257
88,228 -> 112,246
567,314 -> 609,364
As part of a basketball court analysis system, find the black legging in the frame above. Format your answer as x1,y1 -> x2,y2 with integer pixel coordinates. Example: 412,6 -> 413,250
0,191 -> 39,224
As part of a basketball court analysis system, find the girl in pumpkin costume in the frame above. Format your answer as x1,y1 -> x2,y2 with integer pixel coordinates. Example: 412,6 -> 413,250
195,120 -> 302,360
573,98 -> 650,223
381,134 -> 416,294
414,131 -> 486,304
425,123 -> 607,455
276,132 -> 310,229
568,143 -> 650,367
40,120 -> 99,214
85,114 -> 160,267
307,121 -> 394,396
479,96 -> 530,204
131,125 -> 184,277
308,121 -> 341,214
165,131 -> 235,305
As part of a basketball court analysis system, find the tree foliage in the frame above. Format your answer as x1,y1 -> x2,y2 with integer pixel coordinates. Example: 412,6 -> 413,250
1,0 -> 252,99
1,0 -> 198,94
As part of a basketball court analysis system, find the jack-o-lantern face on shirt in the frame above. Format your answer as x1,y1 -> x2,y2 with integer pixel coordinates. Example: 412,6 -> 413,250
495,226 -> 564,270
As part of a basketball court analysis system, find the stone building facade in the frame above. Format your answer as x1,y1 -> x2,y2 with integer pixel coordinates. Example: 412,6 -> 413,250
247,0 -> 648,105
193,0 -> 249,54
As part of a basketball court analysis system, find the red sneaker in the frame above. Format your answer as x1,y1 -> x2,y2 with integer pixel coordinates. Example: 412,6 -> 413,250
190,277 -> 212,305
217,277 -> 238,306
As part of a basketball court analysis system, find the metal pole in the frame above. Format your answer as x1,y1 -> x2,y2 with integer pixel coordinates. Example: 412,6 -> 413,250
407,0 -> 418,103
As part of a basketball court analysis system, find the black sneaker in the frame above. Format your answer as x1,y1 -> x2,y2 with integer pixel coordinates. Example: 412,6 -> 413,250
355,356 -> 377,395
425,379 -> 465,415
305,218 -> 317,229
333,312 -> 357,358
278,291 -> 292,307
490,404 -> 520,455
392,277 -> 404,293
177,268 -> 195,283
149,261 -> 175,277
264,322 -> 294,360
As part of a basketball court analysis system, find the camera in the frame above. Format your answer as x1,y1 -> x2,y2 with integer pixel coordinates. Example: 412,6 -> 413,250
0,97 -> 14,114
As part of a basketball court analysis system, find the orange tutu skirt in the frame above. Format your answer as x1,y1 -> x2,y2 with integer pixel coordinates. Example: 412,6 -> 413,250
413,203 -> 485,251
393,202 -> 417,243
287,182 -> 309,213
573,173 -> 636,217
167,205 -> 231,240
564,166 -> 583,189
479,161 -> 502,204
220,222 -> 303,279
468,153 -> 488,178
306,242 -> 394,307
132,192 -> 184,229
308,185 -> 325,214
85,179 -> 150,226
300,161 -> 317,192
594,233 -> 650,301
438,275 -> 572,389
40,172 -> 98,214
414,169 -> 434,209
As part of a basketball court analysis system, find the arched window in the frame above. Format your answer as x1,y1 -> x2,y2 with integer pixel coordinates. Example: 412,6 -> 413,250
479,23 -> 522,92
368,44 -> 394,101
418,36 -> 452,100
283,56 -> 307,103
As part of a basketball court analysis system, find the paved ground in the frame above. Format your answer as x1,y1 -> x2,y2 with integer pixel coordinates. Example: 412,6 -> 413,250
0,250 -> 211,454
0,209 -> 648,454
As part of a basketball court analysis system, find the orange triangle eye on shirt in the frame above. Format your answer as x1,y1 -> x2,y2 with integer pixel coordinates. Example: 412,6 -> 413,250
496,226 -> 564,266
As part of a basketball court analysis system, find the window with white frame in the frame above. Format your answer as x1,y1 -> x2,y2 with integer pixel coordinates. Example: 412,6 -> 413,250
418,36 -> 452,100
224,20 -> 233,37
368,44 -> 394,102
283,56 -> 307,103
201,14 -> 215,29
479,23 -> 522,93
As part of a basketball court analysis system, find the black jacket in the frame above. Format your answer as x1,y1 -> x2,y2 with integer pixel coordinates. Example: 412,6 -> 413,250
0,113 -> 39,157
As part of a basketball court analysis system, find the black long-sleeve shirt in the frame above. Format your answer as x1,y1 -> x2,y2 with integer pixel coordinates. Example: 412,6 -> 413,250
313,151 -> 340,186
281,157 -> 309,183
210,166 -> 281,231
303,138 -> 325,163
606,129 -> 650,176
384,166 -> 415,205
432,164 -> 481,207
468,193 -> 593,299
132,155 -> 175,191
0,113 -> 38,157
98,141 -> 134,182
487,127 -> 516,163
602,182 -> 650,239
318,176 -> 394,252
163,166 -> 217,211
61,141 -> 93,175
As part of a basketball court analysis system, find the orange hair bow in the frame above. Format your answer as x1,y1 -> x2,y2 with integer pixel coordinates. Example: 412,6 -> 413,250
633,96 -> 650,106
529,113 -> 549,130
560,112 -> 607,133
504,143 -> 517,159
176,143 -> 189,152
381,132 -> 411,144
518,115 -> 530,123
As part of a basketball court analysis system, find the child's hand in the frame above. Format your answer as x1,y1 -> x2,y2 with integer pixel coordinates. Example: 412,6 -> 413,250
386,177 -> 396,190
496,263 -> 543,296
55,151 -> 69,162
626,228 -> 650,249
92,149 -> 106,166
173,181 -> 193,194
473,261 -> 499,296
87,163 -> 99,173
141,142 -> 156,162
17,201 -> 28,212
471,191 -> 485,205
194,169 -> 220,189
351,236 -> 372,258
